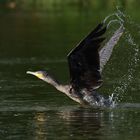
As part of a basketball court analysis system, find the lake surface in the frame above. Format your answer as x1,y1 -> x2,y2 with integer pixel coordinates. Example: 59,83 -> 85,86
0,0 -> 140,140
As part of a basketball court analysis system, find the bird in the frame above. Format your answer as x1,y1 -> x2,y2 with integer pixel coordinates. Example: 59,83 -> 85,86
27,22 -> 124,107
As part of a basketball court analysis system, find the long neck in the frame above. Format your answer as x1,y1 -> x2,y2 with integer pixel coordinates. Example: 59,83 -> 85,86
42,75 -> 70,94
43,76 -> 60,89
42,75 -> 85,105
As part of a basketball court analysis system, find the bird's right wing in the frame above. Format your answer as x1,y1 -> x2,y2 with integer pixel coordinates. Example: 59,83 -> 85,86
99,25 -> 124,72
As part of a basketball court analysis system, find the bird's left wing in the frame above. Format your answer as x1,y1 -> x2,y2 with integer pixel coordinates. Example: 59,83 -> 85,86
67,23 -> 106,91
99,25 -> 124,72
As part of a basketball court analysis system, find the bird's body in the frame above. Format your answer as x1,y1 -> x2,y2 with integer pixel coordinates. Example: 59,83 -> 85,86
27,22 -> 124,107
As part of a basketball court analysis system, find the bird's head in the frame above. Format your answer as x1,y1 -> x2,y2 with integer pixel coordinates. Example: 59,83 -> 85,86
26,71 -> 48,80
27,70 -> 59,86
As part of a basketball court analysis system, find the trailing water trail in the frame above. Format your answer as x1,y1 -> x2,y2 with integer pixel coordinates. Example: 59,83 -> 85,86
101,9 -> 125,107
111,30 -> 139,104
102,9 -> 140,107
107,11 -> 140,106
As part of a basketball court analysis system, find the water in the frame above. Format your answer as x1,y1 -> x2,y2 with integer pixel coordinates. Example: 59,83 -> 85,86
0,0 -> 140,140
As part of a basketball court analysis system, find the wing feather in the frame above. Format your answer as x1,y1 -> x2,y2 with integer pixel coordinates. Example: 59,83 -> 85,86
99,25 -> 124,72
67,23 -> 106,91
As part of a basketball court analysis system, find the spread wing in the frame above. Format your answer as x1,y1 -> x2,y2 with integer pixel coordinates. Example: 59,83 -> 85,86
99,25 -> 124,72
67,23 -> 106,91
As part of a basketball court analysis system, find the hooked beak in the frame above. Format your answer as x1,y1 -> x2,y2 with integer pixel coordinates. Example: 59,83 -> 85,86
26,71 -> 44,80
26,71 -> 36,76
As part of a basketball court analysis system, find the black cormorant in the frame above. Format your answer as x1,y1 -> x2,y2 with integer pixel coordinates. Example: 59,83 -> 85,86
27,23 -> 124,107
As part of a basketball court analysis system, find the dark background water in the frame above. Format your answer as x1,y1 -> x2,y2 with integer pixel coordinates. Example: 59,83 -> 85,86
0,0 -> 140,140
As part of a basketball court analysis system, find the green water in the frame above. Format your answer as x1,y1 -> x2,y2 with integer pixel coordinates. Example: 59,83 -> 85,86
0,0 -> 140,140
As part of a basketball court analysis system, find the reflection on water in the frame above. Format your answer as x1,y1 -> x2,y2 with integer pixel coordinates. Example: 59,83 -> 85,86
0,0 -> 140,140
0,107 -> 140,140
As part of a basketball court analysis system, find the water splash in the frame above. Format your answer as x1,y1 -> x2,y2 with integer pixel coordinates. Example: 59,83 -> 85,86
111,33 -> 139,105
107,12 -> 140,107
101,8 -> 140,108
103,7 -> 125,28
